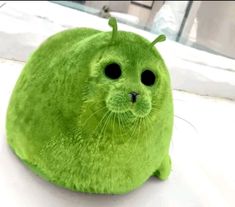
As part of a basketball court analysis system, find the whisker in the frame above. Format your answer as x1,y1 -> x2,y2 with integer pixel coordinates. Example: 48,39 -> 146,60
126,118 -> 141,163
80,110 -> 110,155
140,117 -> 150,159
111,113 -> 116,149
95,111 -> 112,152
118,114 -> 127,143
82,106 -> 107,127
118,113 -> 128,136
174,115 -> 198,133
144,115 -> 154,132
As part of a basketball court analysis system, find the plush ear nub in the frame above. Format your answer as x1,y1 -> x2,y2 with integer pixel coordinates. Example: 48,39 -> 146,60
108,17 -> 118,43
149,34 -> 166,48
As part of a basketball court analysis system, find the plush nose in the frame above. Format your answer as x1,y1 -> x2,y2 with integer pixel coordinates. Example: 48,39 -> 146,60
129,92 -> 139,103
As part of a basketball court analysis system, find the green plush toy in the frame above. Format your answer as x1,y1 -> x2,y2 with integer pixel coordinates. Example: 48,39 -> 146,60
6,18 -> 173,194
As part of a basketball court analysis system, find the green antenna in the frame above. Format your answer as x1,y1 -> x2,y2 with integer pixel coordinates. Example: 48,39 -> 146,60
108,17 -> 118,43
149,34 -> 166,48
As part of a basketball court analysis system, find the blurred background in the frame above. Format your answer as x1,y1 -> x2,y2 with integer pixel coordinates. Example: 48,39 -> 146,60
56,0 -> 235,59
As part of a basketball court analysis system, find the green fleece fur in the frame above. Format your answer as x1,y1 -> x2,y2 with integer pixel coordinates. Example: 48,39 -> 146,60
6,18 -> 173,194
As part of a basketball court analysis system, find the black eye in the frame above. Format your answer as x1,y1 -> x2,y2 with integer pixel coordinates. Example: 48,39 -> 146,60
141,70 -> 156,86
104,63 -> 121,79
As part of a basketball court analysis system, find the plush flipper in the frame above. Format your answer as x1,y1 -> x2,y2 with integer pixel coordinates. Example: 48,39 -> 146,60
153,155 -> 171,180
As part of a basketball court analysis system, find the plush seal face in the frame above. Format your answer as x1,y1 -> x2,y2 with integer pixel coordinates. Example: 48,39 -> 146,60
83,33 -> 170,129
6,18 -> 173,194
97,47 -> 155,118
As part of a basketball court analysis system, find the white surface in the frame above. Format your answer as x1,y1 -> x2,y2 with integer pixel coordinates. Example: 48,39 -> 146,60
1,58 -> 235,207
0,1 -> 235,100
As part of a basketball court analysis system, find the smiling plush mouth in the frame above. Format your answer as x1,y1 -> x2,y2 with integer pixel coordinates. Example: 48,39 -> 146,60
106,105 -> 150,120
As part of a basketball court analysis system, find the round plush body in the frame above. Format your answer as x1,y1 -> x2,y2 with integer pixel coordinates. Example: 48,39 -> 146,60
6,19 -> 173,194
